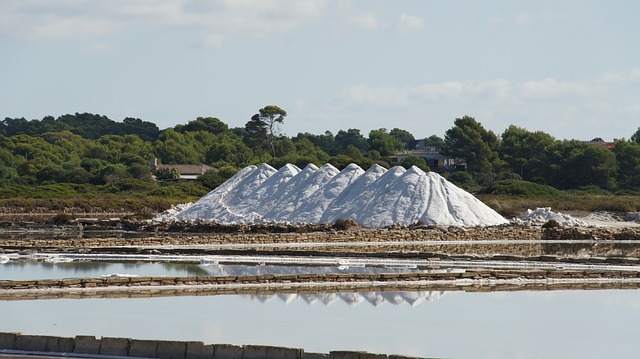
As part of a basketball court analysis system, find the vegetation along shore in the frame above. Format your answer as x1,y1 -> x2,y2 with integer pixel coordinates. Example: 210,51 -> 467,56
2,109 -> 640,219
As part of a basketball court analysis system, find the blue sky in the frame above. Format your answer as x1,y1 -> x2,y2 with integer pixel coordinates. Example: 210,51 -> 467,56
1,0 -> 639,141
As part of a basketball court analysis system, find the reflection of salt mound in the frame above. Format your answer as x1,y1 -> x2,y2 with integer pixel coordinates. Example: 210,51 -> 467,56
200,263 -> 436,277
244,291 -> 443,307
175,163 -> 508,227
520,207 -> 587,226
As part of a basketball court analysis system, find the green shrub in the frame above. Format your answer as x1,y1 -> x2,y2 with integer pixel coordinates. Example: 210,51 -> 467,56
105,178 -> 156,193
567,185 -> 611,196
150,182 -> 208,198
480,179 -> 567,199
445,171 -> 478,191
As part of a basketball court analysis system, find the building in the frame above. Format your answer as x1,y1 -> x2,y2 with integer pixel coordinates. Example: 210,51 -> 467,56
390,144 -> 466,171
587,138 -> 619,150
149,158 -> 214,180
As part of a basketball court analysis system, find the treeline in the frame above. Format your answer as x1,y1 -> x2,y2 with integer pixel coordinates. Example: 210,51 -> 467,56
2,110 -> 640,201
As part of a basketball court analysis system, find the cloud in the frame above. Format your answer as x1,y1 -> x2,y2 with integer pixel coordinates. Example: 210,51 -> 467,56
0,1 -> 120,39
333,70 -> 640,140
344,12 -> 425,32
395,14 -> 425,32
347,13 -> 384,30
0,0 -> 331,43
0,1 -> 424,45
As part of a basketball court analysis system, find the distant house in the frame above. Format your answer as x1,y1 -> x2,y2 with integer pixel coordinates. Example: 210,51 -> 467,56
587,138 -> 619,150
150,158 -> 214,180
390,143 -> 466,171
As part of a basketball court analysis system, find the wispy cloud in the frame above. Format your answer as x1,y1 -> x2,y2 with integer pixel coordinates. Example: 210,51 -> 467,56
395,14 -> 425,32
0,0 -> 423,46
344,12 -> 425,32
0,0 -> 332,44
333,69 -> 640,139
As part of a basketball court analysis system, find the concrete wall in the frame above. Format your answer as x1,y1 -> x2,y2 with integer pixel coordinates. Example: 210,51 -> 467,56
0,332 -> 424,359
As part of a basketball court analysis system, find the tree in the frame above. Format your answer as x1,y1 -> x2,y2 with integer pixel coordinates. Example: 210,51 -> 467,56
423,135 -> 445,149
631,127 -> 640,144
293,131 -> 340,155
207,134 -> 254,166
155,167 -> 181,181
368,129 -> 403,156
400,155 -> 430,172
246,105 -> 287,157
546,140 -> 616,189
180,117 -> 229,134
335,129 -> 369,152
389,128 -> 416,149
441,116 -> 502,174
154,129 -> 209,164
499,125 -> 555,180
613,139 -> 640,190
121,117 -> 160,142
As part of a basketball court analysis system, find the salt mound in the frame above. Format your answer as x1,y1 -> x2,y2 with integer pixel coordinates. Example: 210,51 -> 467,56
520,207 -> 588,226
175,163 -> 508,227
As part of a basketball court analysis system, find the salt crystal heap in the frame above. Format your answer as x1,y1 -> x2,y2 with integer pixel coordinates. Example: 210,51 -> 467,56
520,207 -> 588,226
175,163 -> 508,227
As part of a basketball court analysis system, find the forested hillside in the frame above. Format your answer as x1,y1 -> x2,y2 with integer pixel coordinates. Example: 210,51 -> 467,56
2,107 -> 640,214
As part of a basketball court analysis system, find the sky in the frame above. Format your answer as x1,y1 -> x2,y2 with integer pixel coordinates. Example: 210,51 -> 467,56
1,0 -> 639,141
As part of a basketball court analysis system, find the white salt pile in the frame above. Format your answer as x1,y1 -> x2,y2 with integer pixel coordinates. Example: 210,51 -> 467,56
153,202 -> 194,222
519,207 -> 588,226
173,163 -> 508,227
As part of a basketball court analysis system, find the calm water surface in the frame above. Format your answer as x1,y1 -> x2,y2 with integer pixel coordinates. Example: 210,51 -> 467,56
0,261 -> 209,279
1,289 -> 639,359
0,261 -> 436,280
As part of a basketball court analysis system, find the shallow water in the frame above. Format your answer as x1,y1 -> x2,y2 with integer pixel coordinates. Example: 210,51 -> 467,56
1,289 -> 639,359
0,259 -> 445,280
0,261 -> 209,280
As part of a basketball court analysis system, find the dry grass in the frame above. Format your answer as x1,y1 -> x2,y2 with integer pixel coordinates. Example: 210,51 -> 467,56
479,194 -> 640,218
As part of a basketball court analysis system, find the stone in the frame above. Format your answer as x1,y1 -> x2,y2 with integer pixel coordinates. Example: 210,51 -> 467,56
266,346 -> 303,359
100,337 -> 130,356
15,335 -> 47,352
243,345 -> 268,359
360,354 -> 388,359
302,353 -> 330,359
74,335 -> 101,354
330,351 -> 367,359
0,332 -> 17,350
45,336 -> 75,353
186,342 -> 215,359
157,340 -> 187,359
129,339 -> 159,358
214,344 -> 243,359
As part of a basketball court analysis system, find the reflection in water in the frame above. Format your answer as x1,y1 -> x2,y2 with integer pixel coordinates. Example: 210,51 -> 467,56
0,261 -> 208,280
246,291 -> 444,307
201,263 -> 438,276
542,241 -> 640,258
0,260 -> 441,281
1,289 -> 639,359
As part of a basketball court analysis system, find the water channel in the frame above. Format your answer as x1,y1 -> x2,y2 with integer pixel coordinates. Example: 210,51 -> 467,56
1,289 -> 639,359
2,239 -> 640,358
